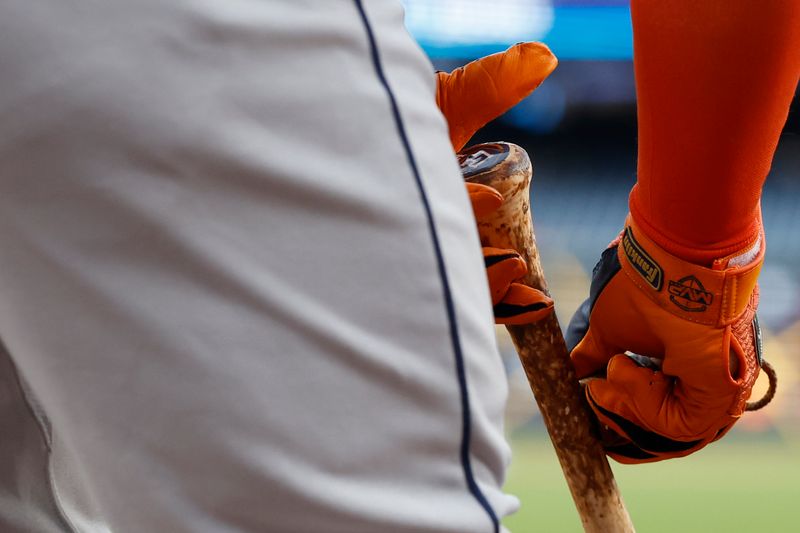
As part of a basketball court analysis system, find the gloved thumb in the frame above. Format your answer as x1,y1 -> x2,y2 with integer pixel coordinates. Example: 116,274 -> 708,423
437,42 -> 558,151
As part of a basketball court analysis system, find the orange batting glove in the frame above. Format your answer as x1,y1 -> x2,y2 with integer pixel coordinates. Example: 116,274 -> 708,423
437,42 -> 557,325
566,215 -> 764,463
466,182 -> 553,325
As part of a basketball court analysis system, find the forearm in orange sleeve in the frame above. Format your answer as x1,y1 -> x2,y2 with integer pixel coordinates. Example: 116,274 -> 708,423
629,0 -> 800,264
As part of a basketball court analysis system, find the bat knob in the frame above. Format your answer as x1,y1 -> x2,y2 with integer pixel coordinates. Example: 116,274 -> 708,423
459,142 -> 531,202
458,142 -> 512,178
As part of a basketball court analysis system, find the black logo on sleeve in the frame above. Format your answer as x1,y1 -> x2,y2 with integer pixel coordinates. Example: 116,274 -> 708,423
621,228 -> 663,291
668,275 -> 713,312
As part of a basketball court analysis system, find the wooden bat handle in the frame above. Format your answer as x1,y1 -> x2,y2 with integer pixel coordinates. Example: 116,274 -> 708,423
459,142 -> 635,533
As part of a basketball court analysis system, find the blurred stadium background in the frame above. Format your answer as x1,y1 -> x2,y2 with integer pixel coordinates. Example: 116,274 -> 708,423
402,1 -> 800,531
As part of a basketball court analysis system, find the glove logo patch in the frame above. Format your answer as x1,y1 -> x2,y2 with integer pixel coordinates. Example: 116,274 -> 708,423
668,275 -> 714,312
622,227 -> 663,291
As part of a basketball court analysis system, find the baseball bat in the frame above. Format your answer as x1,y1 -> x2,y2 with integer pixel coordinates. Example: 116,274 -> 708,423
459,142 -> 635,533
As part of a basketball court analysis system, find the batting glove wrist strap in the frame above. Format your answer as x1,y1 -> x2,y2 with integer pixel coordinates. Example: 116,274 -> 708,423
617,215 -> 763,327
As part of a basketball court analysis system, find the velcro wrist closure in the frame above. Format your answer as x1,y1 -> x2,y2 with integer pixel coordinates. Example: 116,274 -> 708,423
617,215 -> 764,327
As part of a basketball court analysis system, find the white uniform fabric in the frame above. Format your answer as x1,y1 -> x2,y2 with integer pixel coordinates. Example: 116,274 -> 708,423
0,1 -> 517,531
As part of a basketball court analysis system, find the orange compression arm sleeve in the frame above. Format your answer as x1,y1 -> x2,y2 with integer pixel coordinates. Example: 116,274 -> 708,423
629,0 -> 800,264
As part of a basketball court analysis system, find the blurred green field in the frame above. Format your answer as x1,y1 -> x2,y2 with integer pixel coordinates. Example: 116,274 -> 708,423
503,432 -> 800,533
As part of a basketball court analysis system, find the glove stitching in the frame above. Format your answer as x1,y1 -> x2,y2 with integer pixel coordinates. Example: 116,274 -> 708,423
725,274 -> 738,325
